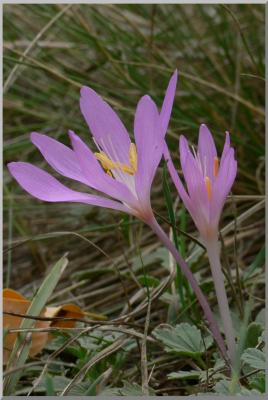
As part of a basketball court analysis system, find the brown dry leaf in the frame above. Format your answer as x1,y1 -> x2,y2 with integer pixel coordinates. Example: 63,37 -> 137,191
45,304 -> 85,328
3,288 -> 50,365
44,304 -> 85,340
3,288 -> 85,365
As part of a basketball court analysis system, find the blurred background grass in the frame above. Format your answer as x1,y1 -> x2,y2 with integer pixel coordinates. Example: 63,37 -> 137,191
3,4 -> 265,394
3,2 -> 265,305
3,1 -> 265,307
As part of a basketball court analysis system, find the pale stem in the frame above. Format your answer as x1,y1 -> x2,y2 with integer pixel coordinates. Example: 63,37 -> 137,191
147,216 -> 229,364
205,236 -> 236,366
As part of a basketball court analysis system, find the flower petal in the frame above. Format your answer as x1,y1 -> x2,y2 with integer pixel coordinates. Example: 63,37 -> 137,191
160,70 -> 178,137
134,95 -> 163,205
80,86 -> 130,164
164,145 -> 207,234
184,151 -> 210,219
163,144 -> 192,211
69,131 -> 138,207
179,135 -> 191,171
31,132 -> 89,185
198,124 -> 217,179
221,131 -> 231,161
210,148 -> 237,224
7,162 -> 128,213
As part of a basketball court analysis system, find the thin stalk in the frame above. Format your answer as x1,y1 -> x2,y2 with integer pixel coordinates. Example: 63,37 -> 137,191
147,216 -> 229,365
162,165 -> 185,306
205,236 -> 236,366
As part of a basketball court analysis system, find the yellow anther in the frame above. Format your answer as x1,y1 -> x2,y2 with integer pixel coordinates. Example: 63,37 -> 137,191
95,143 -> 138,177
95,151 -> 119,171
129,143 -> 137,173
119,164 -> 135,175
213,157 -> 219,177
205,176 -> 212,201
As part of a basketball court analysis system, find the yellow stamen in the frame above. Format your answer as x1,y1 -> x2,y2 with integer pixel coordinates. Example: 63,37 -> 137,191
213,157 -> 219,177
205,176 -> 212,201
95,151 -> 119,171
95,143 -> 138,177
119,164 -> 135,175
129,143 -> 137,173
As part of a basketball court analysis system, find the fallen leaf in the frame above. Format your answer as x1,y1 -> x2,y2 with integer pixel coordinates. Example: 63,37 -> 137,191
3,288 -> 85,364
3,289 -> 50,364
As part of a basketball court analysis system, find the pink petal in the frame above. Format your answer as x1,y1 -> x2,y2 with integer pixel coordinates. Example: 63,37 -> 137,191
164,145 -> 206,233
134,95 -> 163,205
183,151 -> 210,224
31,132 -> 88,185
7,162 -> 128,213
198,124 -> 217,179
221,131 -> 231,162
80,86 -> 130,164
179,135 -> 191,171
210,148 -> 237,224
69,131 -> 138,207
160,70 -> 178,137
163,144 -> 193,211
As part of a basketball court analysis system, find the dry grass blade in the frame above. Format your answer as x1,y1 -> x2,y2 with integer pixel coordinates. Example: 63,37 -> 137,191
141,295 -> 152,395
27,325 -> 100,396
60,336 -> 129,395
4,4 -> 73,93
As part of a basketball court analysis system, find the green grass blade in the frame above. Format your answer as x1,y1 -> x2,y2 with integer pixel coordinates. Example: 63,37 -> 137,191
162,163 -> 191,307
243,245 -> 265,281
3,254 -> 69,395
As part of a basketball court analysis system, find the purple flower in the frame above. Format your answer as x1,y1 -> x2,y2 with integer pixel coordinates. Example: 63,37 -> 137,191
165,125 -> 237,241
164,125 -> 238,365
7,72 -> 232,362
8,71 -> 178,223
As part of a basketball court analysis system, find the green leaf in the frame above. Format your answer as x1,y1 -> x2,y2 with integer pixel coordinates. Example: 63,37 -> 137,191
214,379 -> 233,394
239,388 -> 262,395
258,331 -> 265,345
168,370 -> 201,380
153,323 -> 213,359
33,375 -> 95,396
241,348 -> 265,370
244,322 -> 264,349
4,254 -> 68,395
101,380 -> 156,396
248,371 -> 266,393
255,308 -> 265,328
168,368 -> 226,384
243,245 -> 265,280
138,275 -> 160,288
208,379 -> 262,396
44,374 -> 55,396
14,376 -> 71,395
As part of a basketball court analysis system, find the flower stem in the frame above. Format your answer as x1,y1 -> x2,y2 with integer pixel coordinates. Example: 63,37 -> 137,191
148,216 -> 229,364
205,237 -> 236,366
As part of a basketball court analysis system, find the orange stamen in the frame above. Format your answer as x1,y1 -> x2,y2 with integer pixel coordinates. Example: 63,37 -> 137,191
213,157 -> 219,177
205,176 -> 212,201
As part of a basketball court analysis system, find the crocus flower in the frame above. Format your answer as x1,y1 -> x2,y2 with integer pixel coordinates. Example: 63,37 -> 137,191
165,124 -> 237,242
8,73 -> 178,224
164,125 -> 237,365
7,71 -> 229,364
